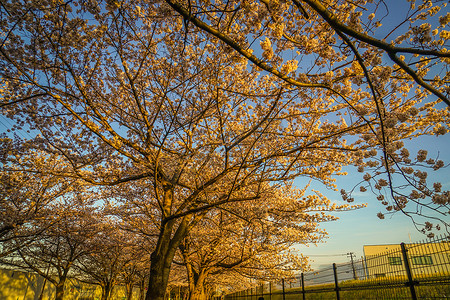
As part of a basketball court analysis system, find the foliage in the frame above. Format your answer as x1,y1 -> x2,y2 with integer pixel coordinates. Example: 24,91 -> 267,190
179,184 -> 360,298
0,136 -> 75,258
0,196 -> 101,300
1,0 -> 449,299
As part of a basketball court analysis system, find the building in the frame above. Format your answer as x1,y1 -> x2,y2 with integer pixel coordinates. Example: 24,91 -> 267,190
362,240 -> 450,279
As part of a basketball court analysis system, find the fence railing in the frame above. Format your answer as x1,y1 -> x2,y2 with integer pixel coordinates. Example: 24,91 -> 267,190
221,235 -> 450,300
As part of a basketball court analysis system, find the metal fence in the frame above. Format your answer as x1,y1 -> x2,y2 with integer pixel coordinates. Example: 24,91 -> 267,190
222,235 -> 450,300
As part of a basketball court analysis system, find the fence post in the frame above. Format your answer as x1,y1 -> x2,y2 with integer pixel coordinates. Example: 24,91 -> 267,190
269,282 -> 272,300
400,242 -> 418,300
282,279 -> 286,300
333,263 -> 340,300
301,273 -> 305,300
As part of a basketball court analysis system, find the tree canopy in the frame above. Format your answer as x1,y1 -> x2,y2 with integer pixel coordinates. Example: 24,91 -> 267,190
0,0 -> 449,299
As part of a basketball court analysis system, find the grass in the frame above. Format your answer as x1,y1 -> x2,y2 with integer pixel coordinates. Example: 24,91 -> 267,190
226,273 -> 450,300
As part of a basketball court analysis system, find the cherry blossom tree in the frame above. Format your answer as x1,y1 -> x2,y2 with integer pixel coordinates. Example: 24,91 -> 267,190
115,235 -> 152,300
178,184 -> 360,299
0,1 -> 449,299
0,136 -> 74,258
75,217 -> 151,300
161,0 -> 450,231
74,222 -> 129,300
0,195 -> 100,300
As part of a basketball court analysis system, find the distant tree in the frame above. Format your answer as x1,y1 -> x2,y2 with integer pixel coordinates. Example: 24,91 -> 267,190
0,136 -> 74,258
1,198 -> 100,300
0,1 -> 449,299
75,221 -> 128,300
74,217 -> 151,300
119,241 -> 151,300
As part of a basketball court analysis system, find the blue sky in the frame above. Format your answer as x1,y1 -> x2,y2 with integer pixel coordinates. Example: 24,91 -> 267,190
295,133 -> 450,270
291,0 -> 450,270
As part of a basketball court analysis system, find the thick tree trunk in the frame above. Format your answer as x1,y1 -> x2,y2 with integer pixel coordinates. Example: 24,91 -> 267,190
101,281 -> 114,300
145,185 -> 190,300
189,270 -> 208,300
139,277 -> 146,300
185,263 -> 196,299
190,285 -> 207,300
145,244 -> 175,300
145,220 -> 189,300
126,281 -> 134,299
54,280 -> 66,300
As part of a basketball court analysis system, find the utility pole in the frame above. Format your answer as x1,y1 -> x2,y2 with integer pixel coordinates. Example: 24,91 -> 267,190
347,252 -> 358,280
